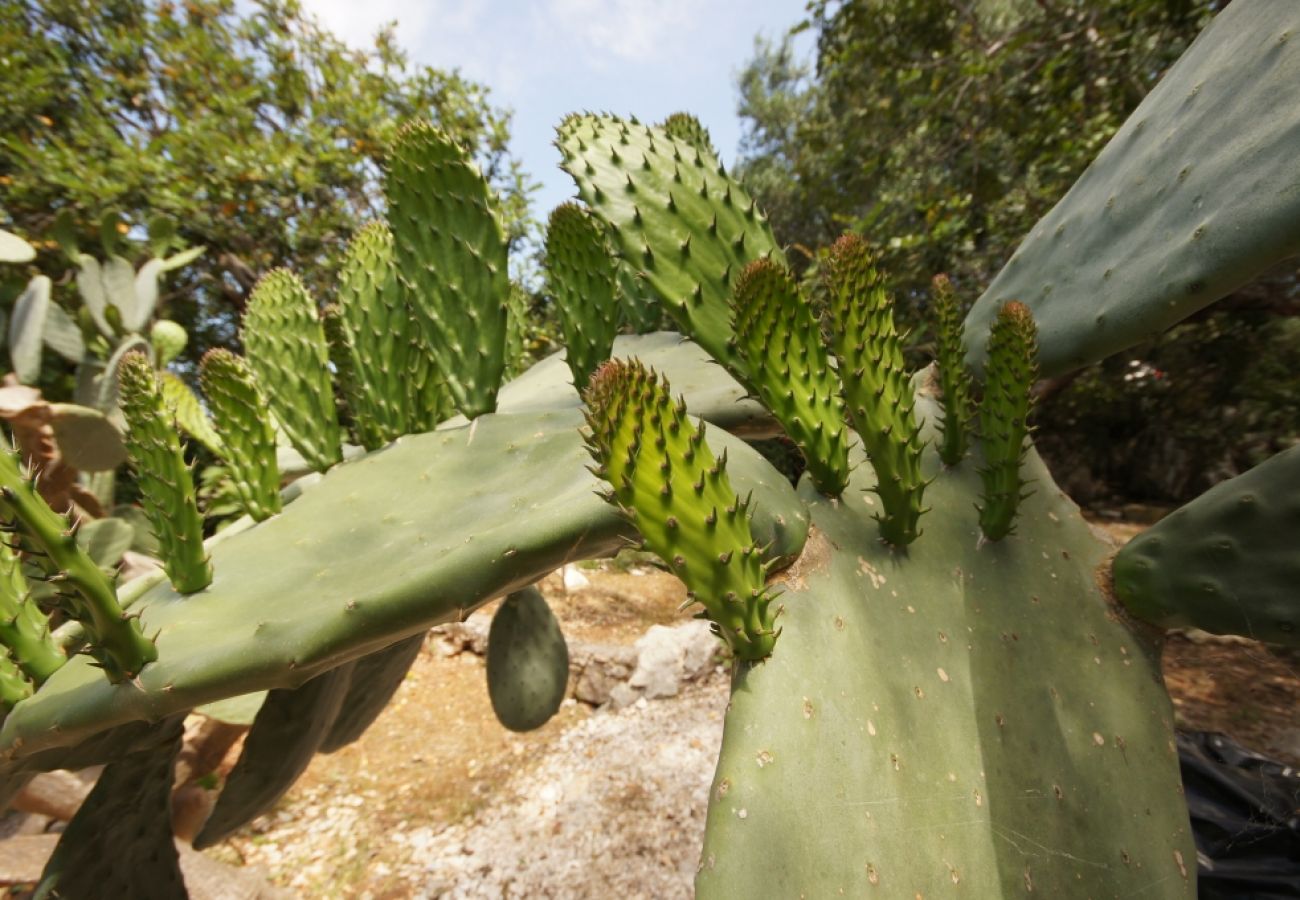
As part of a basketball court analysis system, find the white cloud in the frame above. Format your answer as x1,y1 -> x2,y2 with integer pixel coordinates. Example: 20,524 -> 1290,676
543,0 -> 695,64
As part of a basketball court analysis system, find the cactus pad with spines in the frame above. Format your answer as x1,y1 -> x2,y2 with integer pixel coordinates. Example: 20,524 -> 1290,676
545,202 -> 620,389
334,222 -> 428,443
242,269 -> 343,472
0,537 -> 64,683
732,259 -> 850,496
977,302 -> 1038,541
556,113 -> 781,379
321,302 -> 385,450
486,586 -> 570,732
584,359 -> 781,661
0,363 -> 806,769
697,393 -> 1193,898
119,352 -> 212,593
965,2 -> 1300,379
387,121 -> 508,419
199,349 -> 282,522
931,274 -> 974,466
0,451 -> 156,682
660,111 -> 718,156
1113,444 -> 1300,645
160,370 -> 223,457
824,235 -> 928,545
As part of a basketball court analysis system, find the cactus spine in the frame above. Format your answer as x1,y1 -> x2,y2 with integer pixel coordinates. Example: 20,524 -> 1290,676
977,301 -> 1038,541
199,349 -> 282,523
118,352 -> 212,593
0,452 -> 156,681
0,537 -> 63,684
732,258 -> 850,496
583,359 -> 780,661
824,235 -> 928,545
931,274 -> 974,466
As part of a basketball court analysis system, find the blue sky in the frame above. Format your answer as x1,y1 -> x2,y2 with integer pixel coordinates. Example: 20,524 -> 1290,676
298,0 -> 814,220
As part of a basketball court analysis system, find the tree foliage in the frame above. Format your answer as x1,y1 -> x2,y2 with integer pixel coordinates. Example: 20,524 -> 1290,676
0,0 -> 533,354
739,0 -> 1214,296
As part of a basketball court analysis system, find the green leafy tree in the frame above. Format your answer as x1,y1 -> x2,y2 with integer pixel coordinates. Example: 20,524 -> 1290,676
0,0 -> 534,355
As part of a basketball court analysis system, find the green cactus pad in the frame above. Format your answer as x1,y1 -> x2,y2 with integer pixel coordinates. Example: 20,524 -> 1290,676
930,274 -> 974,466
488,590 -> 569,733
486,586 -> 570,732
242,269 -> 343,473
0,451 -> 156,682
1113,445 -> 1300,645
615,261 -> 664,334
965,2 -> 1300,378
556,113 -> 781,379
160,371 -> 224,457
697,394 -> 1194,898
733,259 -> 850,496
319,302 -> 379,450
387,121 -> 508,419
977,302 -> 1038,542
659,111 -> 718,156
199,350 -> 282,523
35,717 -> 185,900
584,359 -> 781,661
334,222 -> 428,444
545,203 -> 620,390
0,401 -> 805,770
0,537 -> 64,684
194,663 -> 354,848
119,353 -> 212,594
824,235 -> 928,545
320,633 -> 425,753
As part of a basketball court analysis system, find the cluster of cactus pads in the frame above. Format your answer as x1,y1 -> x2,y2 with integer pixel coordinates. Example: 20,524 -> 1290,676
0,3 -> 1297,896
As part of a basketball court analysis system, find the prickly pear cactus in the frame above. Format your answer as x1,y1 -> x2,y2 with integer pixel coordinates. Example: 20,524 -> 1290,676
965,1 -> 1300,377
556,112 -> 781,378
241,269 -> 343,473
0,8 -> 1294,897
1113,444 -> 1300,645
695,395 -> 1193,897
544,203 -> 620,390
387,122 -> 508,419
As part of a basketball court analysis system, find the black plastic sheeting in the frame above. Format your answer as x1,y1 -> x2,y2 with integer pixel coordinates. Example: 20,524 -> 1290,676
1180,731 -> 1300,898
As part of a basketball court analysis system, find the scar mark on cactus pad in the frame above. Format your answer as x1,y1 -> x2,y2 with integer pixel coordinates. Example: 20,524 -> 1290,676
772,526 -> 831,591
858,558 -> 886,589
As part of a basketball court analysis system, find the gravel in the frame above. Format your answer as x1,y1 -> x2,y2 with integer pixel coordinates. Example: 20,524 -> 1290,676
407,679 -> 728,899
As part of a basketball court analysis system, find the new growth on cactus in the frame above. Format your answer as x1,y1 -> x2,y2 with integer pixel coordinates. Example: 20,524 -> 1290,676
583,359 -> 780,661
976,301 -> 1039,541
824,234 -> 928,545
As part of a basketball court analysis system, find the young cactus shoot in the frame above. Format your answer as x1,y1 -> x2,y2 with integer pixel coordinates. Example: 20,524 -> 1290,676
583,359 -> 780,661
